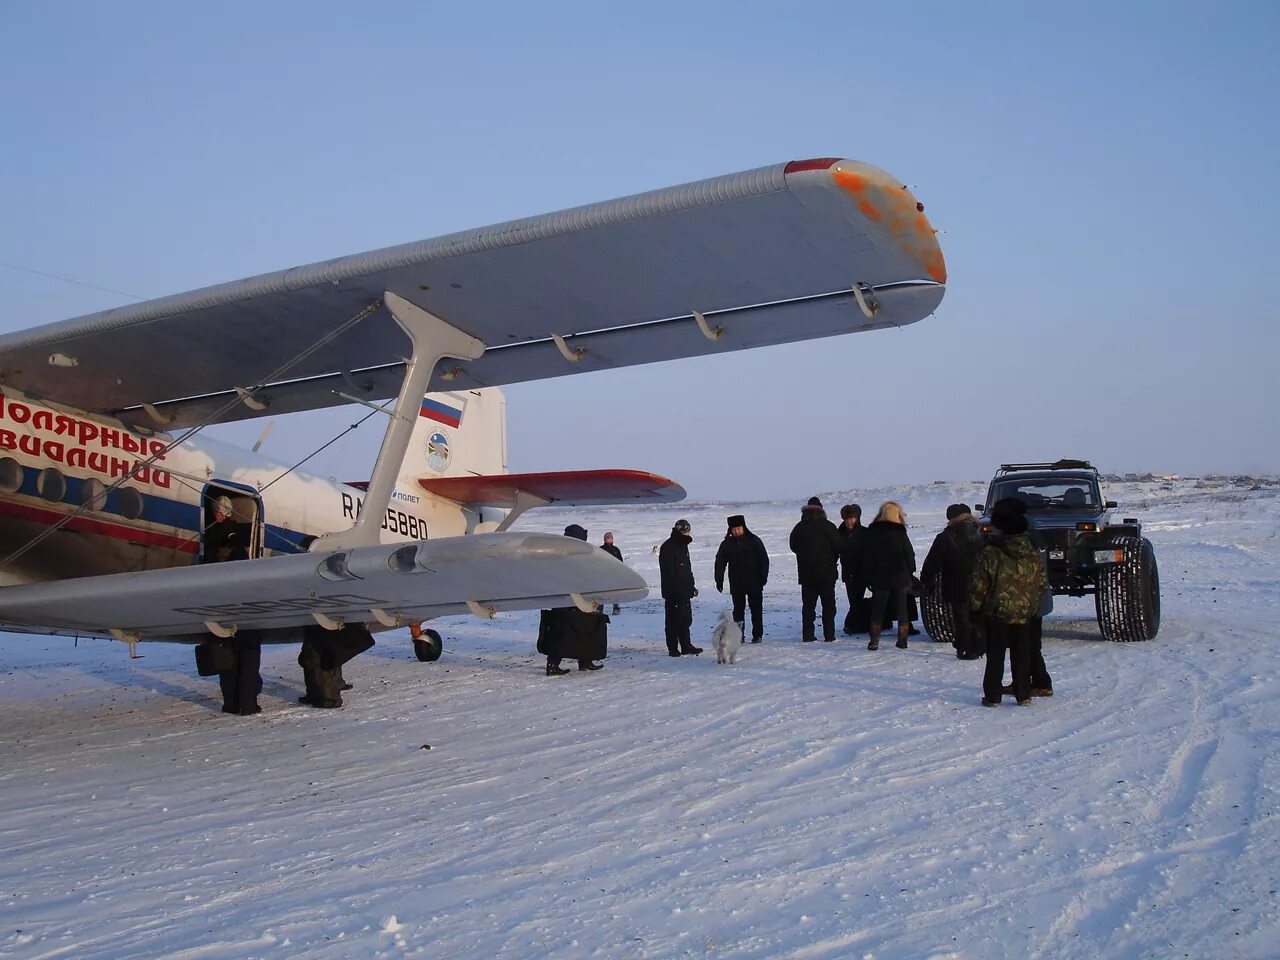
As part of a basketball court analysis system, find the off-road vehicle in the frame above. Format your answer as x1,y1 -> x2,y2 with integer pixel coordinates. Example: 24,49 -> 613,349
922,459 -> 1160,642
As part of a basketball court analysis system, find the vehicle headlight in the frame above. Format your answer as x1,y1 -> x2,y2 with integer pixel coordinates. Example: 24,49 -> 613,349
1094,548 -> 1124,565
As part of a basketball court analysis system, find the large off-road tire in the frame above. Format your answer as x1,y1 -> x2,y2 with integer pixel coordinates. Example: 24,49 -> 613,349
413,628 -> 443,662
920,572 -> 957,644
1095,536 -> 1161,641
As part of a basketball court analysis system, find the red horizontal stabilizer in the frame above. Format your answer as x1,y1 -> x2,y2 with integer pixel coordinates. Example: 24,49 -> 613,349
418,469 -> 686,508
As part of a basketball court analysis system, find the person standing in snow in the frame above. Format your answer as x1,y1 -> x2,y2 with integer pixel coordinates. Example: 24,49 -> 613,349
714,514 -> 770,643
540,524 -> 608,674
836,504 -> 870,635
600,531 -> 624,615
789,497 -> 842,643
659,519 -> 702,657
921,504 -> 987,659
865,501 -> 917,651
989,497 -> 1054,697
969,502 -> 1049,706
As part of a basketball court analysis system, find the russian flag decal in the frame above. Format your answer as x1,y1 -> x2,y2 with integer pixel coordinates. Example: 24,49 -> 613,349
419,397 -> 464,427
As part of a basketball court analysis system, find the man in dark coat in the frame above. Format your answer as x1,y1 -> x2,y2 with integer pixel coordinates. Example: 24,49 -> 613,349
922,504 -> 987,659
836,504 -> 870,635
714,514 -> 769,643
541,524 -> 608,674
659,518 -> 702,656
600,531 -> 623,615
789,497 -> 842,642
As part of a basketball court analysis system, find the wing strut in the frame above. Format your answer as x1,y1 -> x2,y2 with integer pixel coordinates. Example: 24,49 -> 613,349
315,293 -> 485,551
493,489 -> 553,533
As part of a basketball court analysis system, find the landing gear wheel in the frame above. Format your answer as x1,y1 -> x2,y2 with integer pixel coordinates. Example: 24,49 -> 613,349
919,572 -> 956,644
1095,536 -> 1161,642
413,628 -> 443,662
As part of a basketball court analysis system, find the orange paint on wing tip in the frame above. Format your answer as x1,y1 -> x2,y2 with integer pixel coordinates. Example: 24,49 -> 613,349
832,169 -> 868,194
833,167 -> 946,283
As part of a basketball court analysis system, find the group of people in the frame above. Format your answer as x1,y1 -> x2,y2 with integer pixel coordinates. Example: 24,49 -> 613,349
647,494 -> 1056,707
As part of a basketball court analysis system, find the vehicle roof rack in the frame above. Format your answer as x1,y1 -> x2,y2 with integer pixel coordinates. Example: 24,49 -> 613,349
997,459 -> 1096,475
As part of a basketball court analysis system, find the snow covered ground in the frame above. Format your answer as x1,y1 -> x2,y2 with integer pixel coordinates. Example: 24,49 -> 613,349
2,479 -> 1277,960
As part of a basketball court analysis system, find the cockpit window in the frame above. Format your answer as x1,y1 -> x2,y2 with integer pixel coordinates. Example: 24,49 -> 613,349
991,479 -> 1099,511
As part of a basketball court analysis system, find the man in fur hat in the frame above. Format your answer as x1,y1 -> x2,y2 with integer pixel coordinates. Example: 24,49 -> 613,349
714,514 -> 770,643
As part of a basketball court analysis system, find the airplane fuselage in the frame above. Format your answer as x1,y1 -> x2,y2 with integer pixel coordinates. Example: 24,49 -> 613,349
0,388 -> 468,587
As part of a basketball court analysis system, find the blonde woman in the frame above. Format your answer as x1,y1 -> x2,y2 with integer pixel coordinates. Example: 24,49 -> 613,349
865,501 -> 917,650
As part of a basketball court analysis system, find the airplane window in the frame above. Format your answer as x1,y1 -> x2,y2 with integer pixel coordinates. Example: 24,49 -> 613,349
113,486 -> 144,520
37,468 -> 67,503
0,457 -> 21,494
79,477 -> 107,511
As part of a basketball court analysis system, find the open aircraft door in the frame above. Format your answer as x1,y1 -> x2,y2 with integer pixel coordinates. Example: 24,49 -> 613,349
201,483 -> 264,562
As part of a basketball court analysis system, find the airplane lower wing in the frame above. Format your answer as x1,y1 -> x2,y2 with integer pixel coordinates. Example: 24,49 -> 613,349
0,533 -> 647,643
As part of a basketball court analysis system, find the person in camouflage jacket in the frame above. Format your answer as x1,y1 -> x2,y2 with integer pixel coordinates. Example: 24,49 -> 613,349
969,505 -> 1048,706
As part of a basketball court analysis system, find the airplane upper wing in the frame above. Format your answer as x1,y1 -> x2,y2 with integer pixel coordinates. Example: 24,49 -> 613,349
418,469 -> 686,508
0,532 -> 648,643
0,158 -> 945,431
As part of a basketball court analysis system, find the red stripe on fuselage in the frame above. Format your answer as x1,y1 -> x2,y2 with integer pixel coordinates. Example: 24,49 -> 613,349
0,499 -> 199,553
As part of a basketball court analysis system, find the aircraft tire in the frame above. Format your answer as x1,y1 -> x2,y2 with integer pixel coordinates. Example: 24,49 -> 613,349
1095,537 -> 1161,642
413,628 -> 444,662
919,572 -> 956,644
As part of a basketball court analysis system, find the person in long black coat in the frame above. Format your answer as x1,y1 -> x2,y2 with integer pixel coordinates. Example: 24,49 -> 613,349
541,524 -> 609,674
714,514 -> 769,643
865,500 -> 917,650
789,497 -> 842,642
921,504 -> 987,659
659,519 -> 701,657
836,503 -> 870,635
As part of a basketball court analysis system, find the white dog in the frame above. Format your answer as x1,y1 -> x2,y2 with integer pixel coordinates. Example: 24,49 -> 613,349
712,611 -> 743,664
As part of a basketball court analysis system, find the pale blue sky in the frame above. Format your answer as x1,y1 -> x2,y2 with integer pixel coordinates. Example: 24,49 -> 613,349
1,1 -> 1276,499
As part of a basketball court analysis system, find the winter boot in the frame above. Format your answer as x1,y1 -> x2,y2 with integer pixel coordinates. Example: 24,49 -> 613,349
546,662 -> 570,676
895,623 -> 909,649
867,624 -> 881,651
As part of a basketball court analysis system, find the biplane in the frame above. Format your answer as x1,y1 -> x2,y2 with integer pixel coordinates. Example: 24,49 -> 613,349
0,157 -> 945,661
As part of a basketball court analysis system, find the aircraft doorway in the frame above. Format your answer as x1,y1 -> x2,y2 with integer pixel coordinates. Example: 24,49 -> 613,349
201,484 -> 264,563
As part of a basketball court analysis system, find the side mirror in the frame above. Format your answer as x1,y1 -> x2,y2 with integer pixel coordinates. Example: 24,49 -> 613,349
974,504 -> 984,513
1105,500 -> 1117,509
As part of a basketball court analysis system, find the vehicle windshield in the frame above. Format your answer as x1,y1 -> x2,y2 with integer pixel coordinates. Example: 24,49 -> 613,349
990,478 -> 1099,511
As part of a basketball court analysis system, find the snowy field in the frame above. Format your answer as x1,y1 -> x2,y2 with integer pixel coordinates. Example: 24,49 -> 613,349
2,479 -> 1277,960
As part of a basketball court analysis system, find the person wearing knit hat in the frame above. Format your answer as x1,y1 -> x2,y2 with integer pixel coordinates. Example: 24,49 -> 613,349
659,518 -> 701,657
789,496 -> 842,642
922,503 -> 986,659
714,514 -> 770,643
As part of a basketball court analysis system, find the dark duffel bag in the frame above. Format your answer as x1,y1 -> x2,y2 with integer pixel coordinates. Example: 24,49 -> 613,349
194,639 -> 237,676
